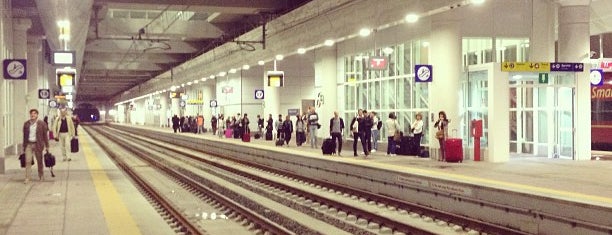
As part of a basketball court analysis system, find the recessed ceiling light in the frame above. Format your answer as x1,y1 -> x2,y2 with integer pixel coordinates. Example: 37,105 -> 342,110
383,47 -> 394,55
201,77 -> 206,81
193,80 -> 199,84
242,64 -> 250,70
209,75 -> 215,79
359,28 -> 371,37
324,39 -> 335,46
275,54 -> 284,60
258,60 -> 265,65
471,0 -> 485,4
219,71 -> 227,76
229,68 -> 237,73
297,48 -> 306,54
405,14 -> 419,23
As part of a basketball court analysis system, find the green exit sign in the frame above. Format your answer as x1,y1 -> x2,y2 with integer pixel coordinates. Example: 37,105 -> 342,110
538,73 -> 549,84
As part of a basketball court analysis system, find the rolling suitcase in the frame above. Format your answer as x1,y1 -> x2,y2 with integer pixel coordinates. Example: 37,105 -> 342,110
444,130 -> 463,162
70,137 -> 79,153
275,133 -> 285,146
44,151 -> 56,177
397,136 -> 418,156
321,138 -> 336,155
242,133 -> 251,142
265,131 -> 273,140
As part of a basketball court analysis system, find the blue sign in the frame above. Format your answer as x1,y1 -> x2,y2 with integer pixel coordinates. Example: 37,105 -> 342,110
3,59 -> 27,80
590,69 -> 604,86
254,89 -> 264,100
550,63 -> 583,72
415,64 -> 432,82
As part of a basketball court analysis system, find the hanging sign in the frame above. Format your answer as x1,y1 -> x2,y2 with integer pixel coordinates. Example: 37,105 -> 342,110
550,63 -> 584,72
501,62 -> 550,72
590,69 -> 604,86
415,64 -> 433,82
254,89 -> 264,100
367,56 -> 388,70
3,59 -> 27,79
38,89 -> 51,99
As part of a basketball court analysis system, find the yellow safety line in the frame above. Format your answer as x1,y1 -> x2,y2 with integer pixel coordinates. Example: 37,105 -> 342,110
82,137 -> 142,235
363,160 -> 612,205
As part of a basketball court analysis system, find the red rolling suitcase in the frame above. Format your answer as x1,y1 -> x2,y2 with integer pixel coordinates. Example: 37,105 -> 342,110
444,130 -> 463,162
242,133 -> 251,142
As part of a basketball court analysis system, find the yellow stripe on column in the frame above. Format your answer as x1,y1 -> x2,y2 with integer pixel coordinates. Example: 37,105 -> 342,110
82,137 -> 142,235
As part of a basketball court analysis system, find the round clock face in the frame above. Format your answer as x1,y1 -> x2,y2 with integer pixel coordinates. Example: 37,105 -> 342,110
590,70 -> 602,85
7,60 -> 25,78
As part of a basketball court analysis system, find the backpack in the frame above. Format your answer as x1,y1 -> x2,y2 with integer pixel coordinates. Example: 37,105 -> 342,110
376,120 -> 383,130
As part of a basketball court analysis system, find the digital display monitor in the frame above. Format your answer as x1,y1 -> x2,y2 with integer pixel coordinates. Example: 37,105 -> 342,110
52,51 -> 76,66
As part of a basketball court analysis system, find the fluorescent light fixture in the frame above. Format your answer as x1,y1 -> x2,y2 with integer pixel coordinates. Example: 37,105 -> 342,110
201,77 -> 206,81
57,20 -> 70,28
193,79 -> 199,83
297,48 -> 306,54
382,47 -> 394,55
209,75 -> 215,79
52,51 -> 76,66
471,0 -> 485,4
275,54 -> 284,60
187,82 -> 193,86
405,14 -> 419,23
324,39 -> 335,46
218,71 -> 227,76
359,28 -> 371,37
229,68 -> 237,73
242,64 -> 250,70
258,60 -> 265,65
181,84 -> 185,87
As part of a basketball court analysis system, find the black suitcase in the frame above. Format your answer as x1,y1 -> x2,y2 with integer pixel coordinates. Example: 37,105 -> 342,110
44,151 -> 56,177
397,136 -> 418,156
71,137 -> 79,153
321,138 -> 336,155
19,154 -> 34,168
254,133 -> 261,139
275,138 -> 284,146
265,131 -> 273,140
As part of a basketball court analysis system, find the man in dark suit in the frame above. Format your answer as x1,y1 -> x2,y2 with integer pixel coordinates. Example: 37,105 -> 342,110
22,109 -> 50,183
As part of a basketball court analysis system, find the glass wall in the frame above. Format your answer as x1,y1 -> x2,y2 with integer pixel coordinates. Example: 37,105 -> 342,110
342,40 -> 430,144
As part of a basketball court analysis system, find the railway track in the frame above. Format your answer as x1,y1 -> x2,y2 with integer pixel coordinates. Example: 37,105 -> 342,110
87,125 -> 529,235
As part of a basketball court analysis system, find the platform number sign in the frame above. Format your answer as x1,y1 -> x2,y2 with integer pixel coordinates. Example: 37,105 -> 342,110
254,89 -> 264,100
415,64 -> 432,82
179,100 -> 186,108
38,89 -> 50,99
209,100 -> 218,108
48,100 -> 58,108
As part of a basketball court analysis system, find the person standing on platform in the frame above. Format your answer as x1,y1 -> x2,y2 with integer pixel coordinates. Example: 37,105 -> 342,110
257,115 -> 264,135
386,113 -> 400,156
295,114 -> 306,146
434,111 -> 449,161
307,107 -> 320,149
275,114 -> 284,140
53,108 -> 76,161
22,109 -> 49,183
211,115 -> 218,135
370,112 -> 380,153
362,110 -> 373,155
196,114 -> 204,134
350,109 -> 368,157
241,113 -> 250,137
282,115 -> 293,146
411,113 -> 424,149
329,111 -> 345,156
172,115 -> 180,133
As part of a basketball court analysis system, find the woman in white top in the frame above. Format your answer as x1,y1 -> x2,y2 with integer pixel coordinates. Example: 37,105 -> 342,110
386,113 -> 400,156
411,113 -> 424,147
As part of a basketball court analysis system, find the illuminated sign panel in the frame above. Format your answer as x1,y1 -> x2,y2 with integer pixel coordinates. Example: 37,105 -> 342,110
52,51 -> 76,66
267,71 -> 284,87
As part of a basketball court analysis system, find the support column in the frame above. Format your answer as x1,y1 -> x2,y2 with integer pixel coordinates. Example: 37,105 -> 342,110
201,85 -> 214,121
429,14 -> 462,158
171,97 -> 181,117
160,93 -> 168,127
557,1 -> 591,160
529,0 -> 556,61
11,18 -> 32,154
314,47 -> 338,136
263,67 -> 280,120
26,39 -> 43,114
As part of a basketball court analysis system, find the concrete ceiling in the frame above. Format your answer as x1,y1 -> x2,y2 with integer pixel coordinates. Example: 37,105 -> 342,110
13,0 -> 312,102
11,0 -> 612,103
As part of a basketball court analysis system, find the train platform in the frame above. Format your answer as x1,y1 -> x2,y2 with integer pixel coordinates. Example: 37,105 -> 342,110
0,130 -> 174,235
113,123 -> 612,234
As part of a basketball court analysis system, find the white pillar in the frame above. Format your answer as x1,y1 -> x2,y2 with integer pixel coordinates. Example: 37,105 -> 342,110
263,69 -> 280,120
171,98 -> 181,117
26,39 -> 42,113
314,47 -> 338,136
557,2 -> 591,160
529,0 -> 555,61
160,93 -> 168,127
12,18 -> 32,154
489,64 -> 510,162
201,85 -> 214,121
429,14 -> 462,154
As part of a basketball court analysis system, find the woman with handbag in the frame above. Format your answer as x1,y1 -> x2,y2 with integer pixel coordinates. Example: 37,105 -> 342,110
386,113 -> 401,156
411,113 -> 424,149
434,111 -> 449,161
